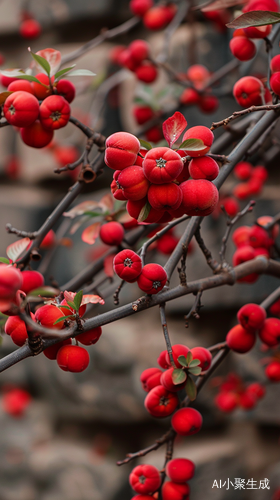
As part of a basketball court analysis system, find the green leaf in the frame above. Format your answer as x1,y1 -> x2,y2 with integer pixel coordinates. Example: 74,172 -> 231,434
54,65 -> 76,80
226,10 -> 280,28
139,139 -> 153,150
30,51 -> 51,76
67,69 -> 96,77
53,315 -> 73,325
189,359 -> 201,367
66,300 -> 76,310
185,376 -> 197,401
0,257 -> 10,264
172,368 -> 187,385
177,355 -> 188,367
178,138 -> 205,151
28,286 -> 60,297
188,366 -> 202,376
138,201 -> 151,222
14,74 -> 49,87
83,211 -> 104,217
74,290 -> 83,311
59,305 -> 72,312
186,351 -> 193,365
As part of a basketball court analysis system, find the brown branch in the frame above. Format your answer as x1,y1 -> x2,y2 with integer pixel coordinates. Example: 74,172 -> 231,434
116,429 -> 176,466
159,304 -> 176,368
211,103 -> 280,131
194,225 -> 220,272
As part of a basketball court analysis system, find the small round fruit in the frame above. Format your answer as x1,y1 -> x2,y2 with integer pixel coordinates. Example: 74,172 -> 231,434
166,458 -> 195,483
113,249 -> 142,282
56,345 -> 90,372
76,327 -> 102,345
137,263 -> 167,294
4,91 -> 39,127
99,221 -> 124,246
20,120 -> 54,148
171,407 -> 203,435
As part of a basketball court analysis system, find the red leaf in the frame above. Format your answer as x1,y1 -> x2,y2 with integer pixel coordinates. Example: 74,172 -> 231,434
6,238 -> 31,262
81,222 -> 101,245
99,193 -> 114,213
64,201 -> 102,218
32,48 -> 61,77
104,254 -> 115,277
81,294 -> 105,306
162,112 -> 187,148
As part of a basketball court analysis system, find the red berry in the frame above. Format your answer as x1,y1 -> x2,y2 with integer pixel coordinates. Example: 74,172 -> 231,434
56,345 -> 90,372
135,62 -> 158,83
140,367 -> 163,392
129,464 -> 161,494
237,303 -> 266,332
182,126 -> 214,157
20,120 -> 54,148
233,76 -> 264,107
188,156 -> 219,181
35,304 -> 65,330
190,347 -> 212,371
105,132 -> 140,170
0,264 -> 23,301
99,221 -> 124,246
143,147 -> 183,184
19,19 -> 41,39
234,161 -> 253,180
5,315 -> 28,346
171,407 -> 203,435
215,392 -> 238,412
229,37 -> 256,61
180,179 -> 219,216
259,318 -> 280,346
130,0 -> 154,16
137,263 -> 167,294
39,95 -> 71,130
32,73 -> 54,100
4,91 -> 39,127
113,249 -> 142,282
144,385 -> 178,417
166,458 -> 195,483
165,344 -> 190,368
2,388 -> 31,417
226,324 -> 256,353
160,367 -> 187,392
56,79 -> 76,103
20,270 -> 44,294
265,361 -> 280,381
43,339 -> 72,360
76,327 -> 102,346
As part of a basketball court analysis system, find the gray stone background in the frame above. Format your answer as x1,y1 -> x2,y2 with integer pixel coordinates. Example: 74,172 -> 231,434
0,1 -> 280,499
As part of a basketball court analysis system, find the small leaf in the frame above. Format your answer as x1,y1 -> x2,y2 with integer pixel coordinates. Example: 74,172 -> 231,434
189,359 -> 201,367
177,355 -> 188,367
0,257 -> 10,264
81,294 -> 105,306
59,305 -> 72,312
188,366 -> 202,376
139,139 -> 153,150
28,286 -> 60,297
226,10 -> 280,28
162,111 -> 188,148
53,315 -> 73,325
14,74 -> 49,86
81,222 -> 101,245
6,238 -> 31,262
74,290 -> 83,311
185,376 -> 197,401
178,138 -> 205,151
66,300 -> 77,310
32,49 -> 61,77
172,368 -> 187,385
54,65 -> 76,80
186,351 -> 193,365
138,201 -> 151,222
29,50 -> 51,76
67,69 -> 96,77
83,211 -> 105,217
0,92 -> 13,106
0,69 -> 25,77
104,254 -> 115,277
64,200 -> 104,218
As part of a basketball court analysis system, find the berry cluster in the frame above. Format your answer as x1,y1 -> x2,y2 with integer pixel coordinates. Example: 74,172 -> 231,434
226,302 -> 267,353
233,76 -> 270,108
129,0 -> 177,31
2,75 -> 75,149
269,55 -> 280,96
214,373 -> 265,412
112,40 -> 158,84
180,64 -> 219,114
233,161 -> 267,200
106,124 -> 219,223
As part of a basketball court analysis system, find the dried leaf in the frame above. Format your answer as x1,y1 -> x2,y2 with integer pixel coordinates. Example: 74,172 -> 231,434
162,112 -> 187,148
81,294 -> 105,306
104,254 -> 115,277
81,222 -> 101,245
99,193 -> 114,213
6,238 -> 31,262
58,237 -> 73,247
64,201 -> 102,218
226,10 -> 280,28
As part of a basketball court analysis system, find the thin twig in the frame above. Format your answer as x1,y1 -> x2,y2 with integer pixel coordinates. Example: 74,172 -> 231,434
159,304 -> 176,368
194,225 -> 220,272
185,291 -> 203,326
211,103 -> 280,131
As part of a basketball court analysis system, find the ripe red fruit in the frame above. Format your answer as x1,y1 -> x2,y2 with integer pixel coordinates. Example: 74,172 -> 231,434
0,264 -> 23,300
165,344 -> 190,368
187,64 -> 210,86
127,198 -> 164,223
143,147 -> 183,184
180,179 -> 219,216
113,249 -> 142,282
35,304 -> 65,330
182,126 -> 214,157
215,392 -> 238,412
247,382 -> 265,399
118,165 -> 150,200
232,226 -> 251,247
99,221 -> 124,246
265,361 -> 280,381
56,79 -> 76,103
105,132 -> 140,170
233,76 -> 264,107
226,324 -> 256,353
5,315 -> 28,346
40,229 -> 56,249
56,345 -> 90,372
140,367 -> 163,392
129,464 -> 161,494
54,145 -> 79,166
2,388 -> 31,417
166,458 -> 195,483
248,225 -> 271,248
144,385 -> 179,417
133,106 -> 154,125
239,391 -> 257,410
190,347 -> 212,371
270,298 -> 280,317
145,125 -> 163,143
259,318 -> 280,346
143,5 -> 174,30
4,91 -> 39,127
43,339 -> 72,360
237,303 -> 266,332
157,232 -> 179,255
20,120 -> 54,148
243,0 -> 279,11
130,40 -> 150,63
229,37 -> 256,61
76,326 -> 102,345
171,407 -> 203,435
270,71 -> 280,96
19,18 -> 41,39
32,73 -> 54,100
270,55 -> 280,73
130,0 -> 154,16
244,24 -> 272,38
148,183 -> 182,211
39,95 -> 71,130
20,270 -> 44,294
160,368 -> 187,392
221,197 -> 240,217
162,481 -> 190,500
135,62 -> 158,83
137,263 -> 167,294
7,80 -> 35,94
180,88 -> 200,106
199,94 -> 219,114
232,245 -> 259,283
189,156 -> 219,181
234,161 -> 253,180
